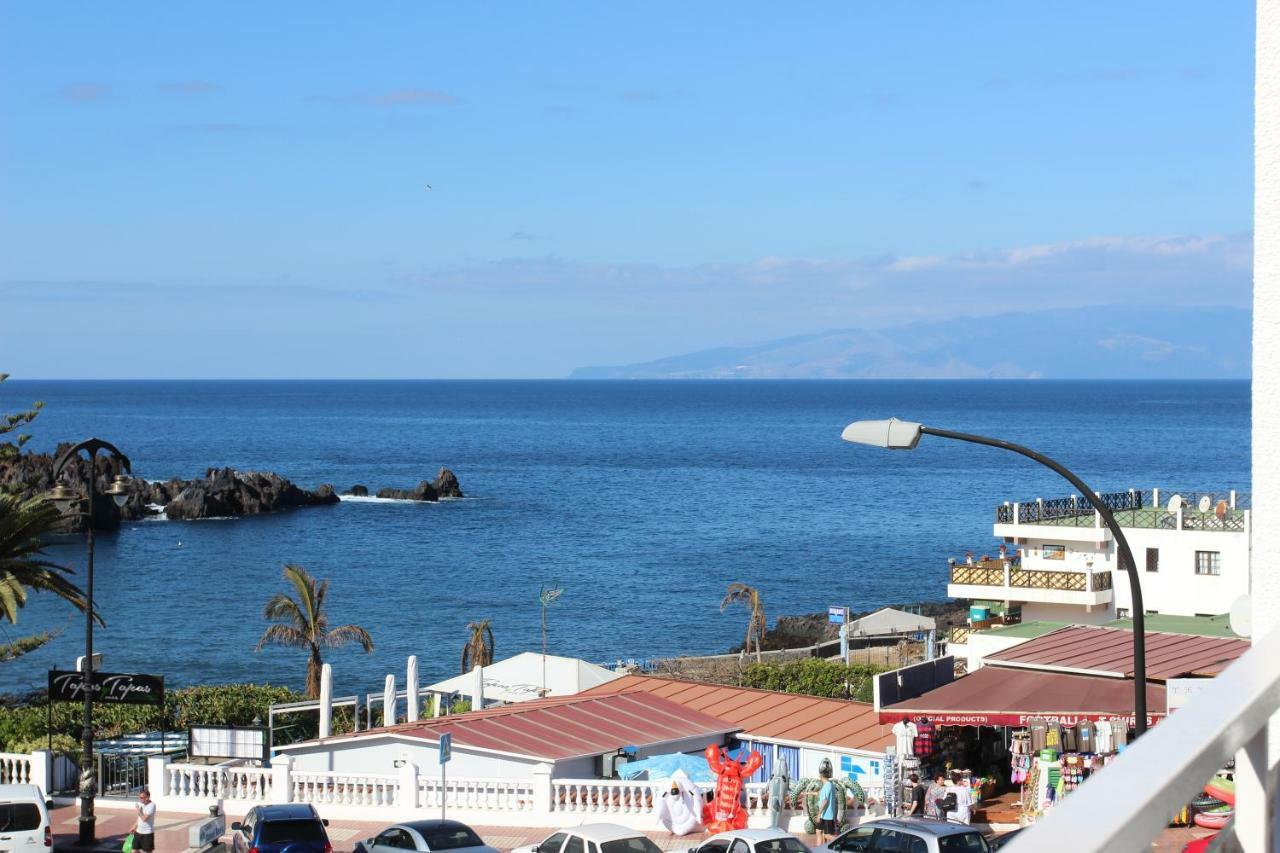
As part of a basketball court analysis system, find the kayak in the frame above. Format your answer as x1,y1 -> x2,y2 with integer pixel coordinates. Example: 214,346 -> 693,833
1205,776 -> 1236,806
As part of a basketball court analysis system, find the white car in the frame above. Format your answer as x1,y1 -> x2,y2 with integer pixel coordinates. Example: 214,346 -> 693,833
812,819 -> 991,853
513,824 -> 665,853
689,828 -> 810,853
0,784 -> 53,852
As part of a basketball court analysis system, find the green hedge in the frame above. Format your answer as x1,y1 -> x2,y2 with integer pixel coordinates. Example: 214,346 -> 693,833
0,684 -> 304,753
740,658 -> 886,703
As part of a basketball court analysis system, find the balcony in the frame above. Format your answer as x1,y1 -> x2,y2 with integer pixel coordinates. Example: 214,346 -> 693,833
947,559 -> 1113,607
993,488 -> 1249,539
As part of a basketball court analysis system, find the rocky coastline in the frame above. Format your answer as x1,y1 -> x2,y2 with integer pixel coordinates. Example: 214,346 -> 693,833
0,446 -> 463,531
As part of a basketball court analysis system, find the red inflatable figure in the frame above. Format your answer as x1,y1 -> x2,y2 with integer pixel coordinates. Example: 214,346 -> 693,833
702,744 -> 763,833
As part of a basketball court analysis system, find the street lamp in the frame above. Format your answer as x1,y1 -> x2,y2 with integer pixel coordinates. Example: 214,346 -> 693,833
841,418 -> 1148,737
48,438 -> 131,846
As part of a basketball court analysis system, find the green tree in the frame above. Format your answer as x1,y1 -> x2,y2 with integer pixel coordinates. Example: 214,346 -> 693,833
721,582 -> 766,663
460,619 -> 495,673
255,564 -> 374,698
0,373 -> 43,464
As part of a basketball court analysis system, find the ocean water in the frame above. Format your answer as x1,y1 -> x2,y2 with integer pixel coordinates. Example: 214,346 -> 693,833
2,380 -> 1251,696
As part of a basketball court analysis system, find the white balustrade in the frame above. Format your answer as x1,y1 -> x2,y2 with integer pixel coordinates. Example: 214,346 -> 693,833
552,778 -> 655,815
165,763 -> 273,803
0,753 -> 33,785
292,771 -> 398,807
418,776 -> 537,811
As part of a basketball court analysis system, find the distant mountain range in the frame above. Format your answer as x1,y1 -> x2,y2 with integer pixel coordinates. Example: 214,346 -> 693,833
570,305 -> 1250,379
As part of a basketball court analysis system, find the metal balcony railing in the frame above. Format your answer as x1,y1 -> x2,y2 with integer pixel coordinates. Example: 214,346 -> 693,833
1005,624 -> 1280,852
949,563 -> 1111,593
995,489 -> 1249,533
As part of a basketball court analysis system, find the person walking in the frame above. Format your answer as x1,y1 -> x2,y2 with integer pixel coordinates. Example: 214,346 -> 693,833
925,773 -> 947,819
903,774 -> 926,817
815,766 -> 838,845
134,788 -> 157,853
947,772 -> 973,825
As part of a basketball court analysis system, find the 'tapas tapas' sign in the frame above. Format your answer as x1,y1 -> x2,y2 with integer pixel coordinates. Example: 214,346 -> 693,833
48,670 -> 165,706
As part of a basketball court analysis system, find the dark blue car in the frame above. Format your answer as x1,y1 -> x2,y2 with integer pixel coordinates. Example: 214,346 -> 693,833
231,804 -> 332,853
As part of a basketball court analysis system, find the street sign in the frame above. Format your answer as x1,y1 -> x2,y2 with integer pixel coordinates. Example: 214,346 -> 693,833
828,606 -> 847,624
439,732 -> 452,764
48,670 -> 165,706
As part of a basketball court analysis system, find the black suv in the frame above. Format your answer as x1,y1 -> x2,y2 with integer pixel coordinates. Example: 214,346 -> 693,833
231,804 -> 332,853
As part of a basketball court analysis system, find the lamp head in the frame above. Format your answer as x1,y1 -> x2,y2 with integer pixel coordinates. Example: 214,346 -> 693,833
107,474 -> 131,507
841,418 -> 924,450
48,483 -> 81,513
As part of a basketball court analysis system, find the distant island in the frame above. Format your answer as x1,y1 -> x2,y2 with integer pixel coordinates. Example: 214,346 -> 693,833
570,304 -> 1250,380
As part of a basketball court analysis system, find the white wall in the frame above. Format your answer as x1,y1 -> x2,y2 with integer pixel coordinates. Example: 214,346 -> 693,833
1021,602 -> 1113,625
285,738 -> 545,778
1255,0 -> 1280,642
965,631 -> 1040,670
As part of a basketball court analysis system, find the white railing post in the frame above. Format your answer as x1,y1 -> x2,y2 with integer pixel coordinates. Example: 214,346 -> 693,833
1013,501 -> 1020,524
27,750 -> 52,795
146,754 -> 171,798
1234,724 -> 1274,853
1003,563 -> 1010,588
533,764 -> 554,815
271,754 -> 293,804
398,758 -> 419,809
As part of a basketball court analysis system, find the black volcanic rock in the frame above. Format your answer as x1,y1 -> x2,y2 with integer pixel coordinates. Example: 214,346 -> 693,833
375,480 -> 439,501
346,484 -> 369,497
433,468 -> 463,499
164,468 -> 340,520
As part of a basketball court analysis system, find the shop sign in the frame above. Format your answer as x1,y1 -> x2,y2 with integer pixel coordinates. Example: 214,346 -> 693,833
1166,678 -> 1209,713
828,606 -> 848,624
48,669 -> 165,706
877,710 -> 1164,727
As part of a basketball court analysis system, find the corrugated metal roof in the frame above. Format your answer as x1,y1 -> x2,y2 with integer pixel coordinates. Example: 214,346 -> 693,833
582,674 -> 893,752
878,666 -> 1167,723
983,625 -> 1249,680
280,692 -> 738,762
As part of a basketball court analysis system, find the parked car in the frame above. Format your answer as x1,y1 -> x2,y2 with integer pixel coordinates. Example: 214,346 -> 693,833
230,804 -> 332,853
689,828 -> 810,853
513,824 -> 665,853
354,820 -> 498,853
985,828 -> 1022,850
814,819 -> 991,853
0,784 -> 52,852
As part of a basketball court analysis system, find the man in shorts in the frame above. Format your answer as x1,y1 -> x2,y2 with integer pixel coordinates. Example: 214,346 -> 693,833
135,787 -> 157,852
816,766 -> 838,844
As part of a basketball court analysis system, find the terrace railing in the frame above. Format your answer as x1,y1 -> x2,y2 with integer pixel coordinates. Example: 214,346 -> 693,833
950,564 -> 1110,593
1005,623 -> 1280,852
292,770 -> 398,806
420,776 -> 536,811
997,489 -> 1249,533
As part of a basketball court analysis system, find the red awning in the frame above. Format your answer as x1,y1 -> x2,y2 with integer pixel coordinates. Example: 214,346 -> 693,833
878,666 -> 1168,728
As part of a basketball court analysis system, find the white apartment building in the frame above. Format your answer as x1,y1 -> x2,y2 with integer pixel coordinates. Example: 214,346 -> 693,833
946,488 -> 1250,624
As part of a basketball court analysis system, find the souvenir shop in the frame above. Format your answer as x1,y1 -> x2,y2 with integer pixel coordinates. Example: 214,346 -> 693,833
878,667 -> 1167,821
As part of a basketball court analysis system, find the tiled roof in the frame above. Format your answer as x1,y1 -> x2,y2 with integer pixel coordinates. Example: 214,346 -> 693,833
983,625 -> 1249,680
279,691 -> 738,762
581,674 -> 893,752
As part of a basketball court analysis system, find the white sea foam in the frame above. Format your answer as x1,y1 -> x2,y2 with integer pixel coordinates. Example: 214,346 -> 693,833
338,495 -> 424,505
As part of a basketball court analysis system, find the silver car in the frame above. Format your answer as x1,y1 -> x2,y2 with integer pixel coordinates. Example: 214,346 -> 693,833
690,828 -> 810,853
812,819 -> 991,853
356,820 -> 499,853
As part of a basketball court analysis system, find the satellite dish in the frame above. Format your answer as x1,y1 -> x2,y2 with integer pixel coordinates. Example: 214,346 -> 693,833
1229,595 -> 1253,639
1167,494 -> 1184,513
1198,495 -> 1212,514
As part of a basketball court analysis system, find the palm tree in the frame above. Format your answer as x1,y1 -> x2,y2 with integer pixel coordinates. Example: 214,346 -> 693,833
255,564 -> 374,698
0,494 -> 97,627
460,619 -> 495,673
720,582 -> 766,663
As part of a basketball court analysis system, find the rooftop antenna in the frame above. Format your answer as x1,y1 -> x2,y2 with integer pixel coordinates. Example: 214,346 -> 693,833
538,582 -> 565,697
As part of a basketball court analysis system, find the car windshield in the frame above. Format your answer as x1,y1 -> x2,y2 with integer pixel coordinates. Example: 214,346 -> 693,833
424,828 -> 485,850
938,834 -> 989,853
601,838 -> 664,853
260,820 -> 328,844
755,839 -> 808,853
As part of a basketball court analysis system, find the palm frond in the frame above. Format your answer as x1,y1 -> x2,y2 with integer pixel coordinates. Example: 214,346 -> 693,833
263,593 -> 304,623
255,623 -> 309,651
324,624 -> 374,652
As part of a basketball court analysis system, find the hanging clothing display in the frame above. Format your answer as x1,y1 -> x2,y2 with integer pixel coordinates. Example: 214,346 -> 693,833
892,718 -> 918,756
913,717 -> 937,758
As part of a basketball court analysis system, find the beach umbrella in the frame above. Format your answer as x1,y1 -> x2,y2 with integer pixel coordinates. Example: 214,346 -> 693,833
406,656 -> 419,722
383,674 -> 396,727
618,752 -> 716,784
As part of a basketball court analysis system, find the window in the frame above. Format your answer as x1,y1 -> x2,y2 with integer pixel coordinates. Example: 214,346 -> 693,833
1146,547 -> 1159,572
423,828 -> 486,851
829,827 -> 877,852
539,834 -> 568,853
260,821 -> 328,845
755,840 -> 809,853
698,842 -> 730,853
0,803 -> 42,832
1195,551 -> 1222,576
1116,608 -> 1130,619
600,839 -> 664,853
938,834 -> 991,853
564,838 -> 585,853
728,841 -> 751,853
870,830 -> 914,852
1042,544 -> 1066,561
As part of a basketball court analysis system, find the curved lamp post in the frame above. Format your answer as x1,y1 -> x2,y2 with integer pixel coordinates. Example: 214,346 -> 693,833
49,439 -> 131,846
840,418 -> 1148,737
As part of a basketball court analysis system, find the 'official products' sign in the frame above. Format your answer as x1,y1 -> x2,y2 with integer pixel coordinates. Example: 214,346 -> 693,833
48,670 -> 165,706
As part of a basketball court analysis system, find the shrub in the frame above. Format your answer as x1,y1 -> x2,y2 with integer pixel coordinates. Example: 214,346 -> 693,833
740,658 -> 886,703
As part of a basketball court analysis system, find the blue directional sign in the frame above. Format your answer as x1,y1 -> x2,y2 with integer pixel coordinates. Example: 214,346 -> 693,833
439,732 -> 452,764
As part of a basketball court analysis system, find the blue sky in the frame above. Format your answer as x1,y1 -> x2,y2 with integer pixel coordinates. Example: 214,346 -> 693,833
0,3 -> 1255,377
